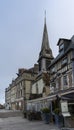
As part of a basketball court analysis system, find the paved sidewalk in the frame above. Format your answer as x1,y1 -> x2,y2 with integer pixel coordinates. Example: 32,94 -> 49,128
0,116 -> 61,130
0,110 -> 74,130
0,116 -> 74,130
0,110 -> 60,129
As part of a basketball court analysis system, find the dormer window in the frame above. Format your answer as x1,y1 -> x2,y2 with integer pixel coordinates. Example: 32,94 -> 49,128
61,57 -> 67,67
59,43 -> 64,51
57,38 -> 70,53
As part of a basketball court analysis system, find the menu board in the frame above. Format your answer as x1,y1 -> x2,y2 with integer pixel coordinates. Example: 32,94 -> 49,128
61,101 -> 70,117
61,101 -> 68,113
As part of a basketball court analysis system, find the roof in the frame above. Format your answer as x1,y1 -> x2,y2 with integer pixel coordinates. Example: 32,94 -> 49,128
57,38 -> 70,46
38,19 -> 53,62
48,36 -> 74,68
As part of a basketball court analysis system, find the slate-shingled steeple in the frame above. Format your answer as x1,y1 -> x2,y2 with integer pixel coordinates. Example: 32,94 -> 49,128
38,15 -> 54,72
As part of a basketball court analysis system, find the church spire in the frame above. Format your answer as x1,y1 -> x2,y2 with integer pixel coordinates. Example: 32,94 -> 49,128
41,11 -> 50,51
44,10 -> 46,25
38,13 -> 54,72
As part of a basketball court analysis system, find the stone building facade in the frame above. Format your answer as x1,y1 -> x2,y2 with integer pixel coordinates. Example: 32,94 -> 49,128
5,85 -> 11,109
5,64 -> 38,110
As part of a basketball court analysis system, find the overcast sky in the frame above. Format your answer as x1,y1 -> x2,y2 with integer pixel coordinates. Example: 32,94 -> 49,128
0,0 -> 74,104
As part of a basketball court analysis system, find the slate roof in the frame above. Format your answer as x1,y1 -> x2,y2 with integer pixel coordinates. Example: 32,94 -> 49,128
48,36 -> 74,68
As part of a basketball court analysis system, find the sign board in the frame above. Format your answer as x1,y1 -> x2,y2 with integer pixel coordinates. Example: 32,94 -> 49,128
61,101 -> 70,117
61,101 -> 68,113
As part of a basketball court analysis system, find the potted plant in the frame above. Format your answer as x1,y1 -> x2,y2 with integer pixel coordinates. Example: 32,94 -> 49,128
23,110 -> 27,118
41,107 -> 50,124
54,108 -> 60,126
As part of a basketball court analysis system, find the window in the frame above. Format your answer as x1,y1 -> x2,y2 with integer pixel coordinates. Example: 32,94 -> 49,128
51,66 -> 56,74
39,62 -> 41,71
61,57 -> 67,66
59,43 -> 64,51
63,75 -> 68,86
57,77 -> 61,90
20,89 -> 22,97
20,82 -> 22,87
68,71 -> 72,87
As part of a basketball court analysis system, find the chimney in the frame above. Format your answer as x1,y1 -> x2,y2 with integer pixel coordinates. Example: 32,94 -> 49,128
18,68 -> 25,75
